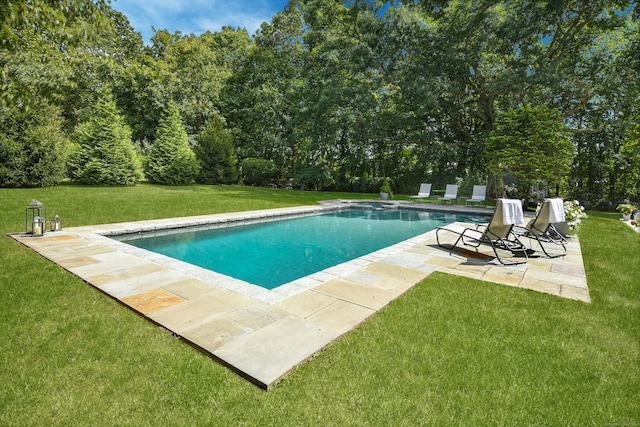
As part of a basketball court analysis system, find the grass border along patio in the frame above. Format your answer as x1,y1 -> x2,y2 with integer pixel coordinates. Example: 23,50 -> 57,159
1,184 -> 638,425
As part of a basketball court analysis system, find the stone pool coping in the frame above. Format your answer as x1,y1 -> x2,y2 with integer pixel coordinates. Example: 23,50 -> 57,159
9,201 -> 590,390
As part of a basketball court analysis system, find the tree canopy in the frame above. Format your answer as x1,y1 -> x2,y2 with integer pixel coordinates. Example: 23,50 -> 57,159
1,0 -> 637,204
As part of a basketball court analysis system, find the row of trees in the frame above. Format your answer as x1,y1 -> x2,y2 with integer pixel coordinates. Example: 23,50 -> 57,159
1,0 -> 638,204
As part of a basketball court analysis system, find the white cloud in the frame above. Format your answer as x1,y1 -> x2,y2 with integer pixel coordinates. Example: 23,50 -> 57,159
111,0 -> 287,43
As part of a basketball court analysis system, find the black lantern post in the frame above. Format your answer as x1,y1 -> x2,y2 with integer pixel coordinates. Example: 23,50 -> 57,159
25,200 -> 46,236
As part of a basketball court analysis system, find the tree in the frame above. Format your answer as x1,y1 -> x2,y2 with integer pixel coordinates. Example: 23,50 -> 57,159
0,99 -> 69,187
145,101 -> 200,185
1,0 -> 103,106
293,0 -> 393,190
381,0 -> 635,196
67,94 -> 142,185
486,106 -> 575,200
151,27 -> 251,137
240,158 -> 277,186
221,7 -> 309,179
619,121 -> 640,201
194,116 -> 238,184
294,163 -> 334,191
1,0 -> 636,200
0,0 -> 128,131
567,16 -> 640,204
63,7 -> 146,133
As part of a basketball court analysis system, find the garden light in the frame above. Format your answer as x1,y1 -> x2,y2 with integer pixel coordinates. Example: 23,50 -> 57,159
25,200 -> 46,235
31,216 -> 44,237
50,214 -> 61,231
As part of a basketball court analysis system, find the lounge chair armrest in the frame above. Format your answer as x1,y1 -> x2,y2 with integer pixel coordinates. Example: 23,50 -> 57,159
511,224 -> 528,234
436,225 -> 483,248
475,223 -> 489,232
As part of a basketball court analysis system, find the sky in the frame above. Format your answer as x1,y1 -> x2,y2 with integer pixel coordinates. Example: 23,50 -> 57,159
110,0 -> 290,44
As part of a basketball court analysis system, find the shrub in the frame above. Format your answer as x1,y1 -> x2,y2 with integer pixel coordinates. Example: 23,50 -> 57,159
596,199 -> 613,211
379,178 -> 392,193
194,117 -> 238,184
145,101 -> 200,185
67,95 -> 141,185
340,176 -> 381,193
563,200 -> 588,234
294,164 -> 334,191
241,158 -> 277,186
0,100 -> 69,187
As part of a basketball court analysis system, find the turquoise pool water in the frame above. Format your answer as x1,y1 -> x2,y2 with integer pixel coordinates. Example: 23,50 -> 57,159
119,208 -> 487,290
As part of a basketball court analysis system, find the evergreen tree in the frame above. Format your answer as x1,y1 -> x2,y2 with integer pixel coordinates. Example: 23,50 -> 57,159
486,106 -> 575,200
145,101 -> 200,185
0,99 -> 69,187
67,94 -> 141,185
194,117 -> 238,184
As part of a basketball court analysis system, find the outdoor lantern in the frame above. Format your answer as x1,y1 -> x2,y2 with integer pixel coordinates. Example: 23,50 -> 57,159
32,216 -> 44,237
50,214 -> 61,232
25,200 -> 46,235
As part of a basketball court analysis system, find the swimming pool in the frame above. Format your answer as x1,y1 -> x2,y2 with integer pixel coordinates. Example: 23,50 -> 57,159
116,207 -> 488,290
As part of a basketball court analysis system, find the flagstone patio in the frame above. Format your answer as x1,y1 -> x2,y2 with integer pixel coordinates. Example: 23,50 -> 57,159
10,202 -> 590,390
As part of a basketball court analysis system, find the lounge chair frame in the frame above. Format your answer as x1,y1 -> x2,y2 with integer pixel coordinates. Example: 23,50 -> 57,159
409,183 -> 432,202
437,184 -> 458,205
465,185 -> 487,207
514,199 -> 567,258
436,199 -> 529,265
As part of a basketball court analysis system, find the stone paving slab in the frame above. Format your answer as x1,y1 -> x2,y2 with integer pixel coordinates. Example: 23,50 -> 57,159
213,315 -> 340,387
163,278 -> 231,300
362,262 -> 432,284
481,269 -> 525,287
272,290 -> 337,318
148,290 -> 255,334
89,263 -> 167,286
306,299 -> 376,335
8,202 -> 592,389
121,288 -> 185,314
98,270 -> 190,299
182,315 -> 253,354
314,278 -> 401,311
226,304 -> 290,330
69,251 -> 152,277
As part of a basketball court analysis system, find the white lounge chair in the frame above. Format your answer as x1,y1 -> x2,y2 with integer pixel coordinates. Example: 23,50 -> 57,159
436,199 -> 530,265
466,185 -> 487,207
437,184 -> 458,204
514,198 -> 567,258
409,183 -> 432,202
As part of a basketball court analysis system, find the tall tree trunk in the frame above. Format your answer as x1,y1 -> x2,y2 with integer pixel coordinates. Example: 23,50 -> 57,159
487,170 -> 505,200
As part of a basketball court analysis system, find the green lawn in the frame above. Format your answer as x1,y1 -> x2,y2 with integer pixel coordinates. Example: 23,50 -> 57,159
1,184 -> 638,425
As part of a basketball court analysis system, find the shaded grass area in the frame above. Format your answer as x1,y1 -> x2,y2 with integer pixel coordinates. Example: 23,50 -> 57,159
1,185 -> 638,425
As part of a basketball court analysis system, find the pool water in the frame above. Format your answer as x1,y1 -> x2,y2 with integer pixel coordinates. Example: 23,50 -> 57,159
119,208 -> 487,290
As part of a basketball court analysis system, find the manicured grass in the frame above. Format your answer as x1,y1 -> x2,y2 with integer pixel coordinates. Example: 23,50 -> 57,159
1,184 -> 638,425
